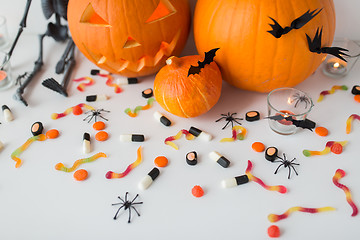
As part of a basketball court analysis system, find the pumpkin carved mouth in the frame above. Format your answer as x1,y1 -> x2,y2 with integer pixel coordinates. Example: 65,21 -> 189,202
82,30 -> 181,74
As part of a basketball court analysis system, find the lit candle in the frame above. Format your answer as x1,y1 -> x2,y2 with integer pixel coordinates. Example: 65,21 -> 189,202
325,58 -> 347,75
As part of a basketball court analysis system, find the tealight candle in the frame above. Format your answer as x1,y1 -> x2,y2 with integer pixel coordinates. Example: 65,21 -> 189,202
325,58 -> 347,76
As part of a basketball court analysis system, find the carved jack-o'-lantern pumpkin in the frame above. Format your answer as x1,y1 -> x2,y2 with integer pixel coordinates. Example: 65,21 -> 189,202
68,0 -> 191,77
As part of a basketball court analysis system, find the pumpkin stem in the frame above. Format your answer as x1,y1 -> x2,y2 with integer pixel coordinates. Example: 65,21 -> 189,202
166,56 -> 182,68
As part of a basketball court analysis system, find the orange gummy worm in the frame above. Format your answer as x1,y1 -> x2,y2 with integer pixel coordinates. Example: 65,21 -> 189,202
165,130 -> 195,150
346,114 -> 360,134
303,141 -> 348,157
220,125 -> 247,142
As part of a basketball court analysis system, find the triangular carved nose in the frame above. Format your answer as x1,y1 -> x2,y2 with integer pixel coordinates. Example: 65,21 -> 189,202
123,37 -> 141,49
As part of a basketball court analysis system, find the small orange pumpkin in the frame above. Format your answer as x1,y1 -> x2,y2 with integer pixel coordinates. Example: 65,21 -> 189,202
68,0 -> 191,77
194,0 -> 336,92
154,55 -> 222,118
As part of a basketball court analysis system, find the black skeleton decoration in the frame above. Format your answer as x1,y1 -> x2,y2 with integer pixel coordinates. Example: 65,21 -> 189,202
8,0 -> 76,106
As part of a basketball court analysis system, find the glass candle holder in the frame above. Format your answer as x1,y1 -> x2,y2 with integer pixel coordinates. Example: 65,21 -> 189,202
0,51 -> 13,90
322,38 -> 360,78
0,16 -> 10,50
267,88 -> 313,135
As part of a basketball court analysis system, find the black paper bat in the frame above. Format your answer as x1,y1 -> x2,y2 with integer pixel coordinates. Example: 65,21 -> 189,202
268,9 -> 322,38
188,48 -> 219,77
266,115 -> 316,131
306,27 -> 349,62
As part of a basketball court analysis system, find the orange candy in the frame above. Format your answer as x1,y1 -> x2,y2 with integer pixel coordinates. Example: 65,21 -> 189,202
73,169 -> 88,181
192,185 -> 204,198
252,142 -> 265,152
315,127 -> 329,137
267,225 -> 280,238
46,129 -> 59,139
354,95 -> 360,103
93,121 -> 106,131
331,142 -> 343,154
95,131 -> 108,141
72,105 -> 83,115
154,156 -> 168,167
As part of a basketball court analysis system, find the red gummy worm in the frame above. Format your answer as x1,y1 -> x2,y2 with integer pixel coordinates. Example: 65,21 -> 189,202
332,169 -> 358,217
245,160 -> 287,194
268,206 -> 336,223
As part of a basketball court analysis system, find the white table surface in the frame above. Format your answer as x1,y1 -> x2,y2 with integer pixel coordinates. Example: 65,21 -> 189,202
0,1 -> 360,240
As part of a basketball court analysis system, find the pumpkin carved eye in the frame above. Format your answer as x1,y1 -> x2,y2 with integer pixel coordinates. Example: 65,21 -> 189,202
80,3 -> 110,27
146,0 -> 176,24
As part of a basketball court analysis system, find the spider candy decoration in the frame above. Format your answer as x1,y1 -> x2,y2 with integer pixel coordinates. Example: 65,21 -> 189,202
215,112 -> 243,130
83,109 -> 110,123
291,93 -> 312,109
112,192 -> 143,223
273,153 -> 299,179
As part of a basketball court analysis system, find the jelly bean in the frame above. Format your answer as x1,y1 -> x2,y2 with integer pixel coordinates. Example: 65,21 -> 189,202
55,152 -> 107,172
164,129 -> 195,150
303,141 -> 348,157
11,134 -> 47,168
124,98 -> 155,117
46,129 -> 59,139
2,105 -> 14,122
106,146 -> 142,179
93,121 -> 106,131
154,156 -> 168,168
355,95 -> 360,103
95,131 -> 108,141
51,103 -> 95,120
245,160 -> 287,194
74,169 -> 88,181
73,76 -> 95,92
346,114 -> 360,134
252,142 -> 265,152
317,85 -> 348,102
332,169 -> 358,217
315,127 -> 329,136
220,125 -> 247,142
268,206 -> 336,223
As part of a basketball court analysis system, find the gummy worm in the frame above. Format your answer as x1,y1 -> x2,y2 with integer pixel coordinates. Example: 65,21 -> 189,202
73,77 -> 95,92
124,98 -> 155,117
268,206 -> 336,223
220,125 -> 247,142
105,146 -> 142,179
245,160 -> 287,194
317,85 -> 348,102
165,130 -> 195,150
11,134 -> 47,168
51,103 -> 95,120
346,114 -> 360,134
303,141 -> 348,157
55,152 -> 107,172
98,73 -> 122,93
332,169 -> 358,217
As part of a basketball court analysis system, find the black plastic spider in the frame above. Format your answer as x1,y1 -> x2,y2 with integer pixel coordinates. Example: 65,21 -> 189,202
273,153 -> 299,179
83,109 -> 110,123
292,93 -> 312,109
112,192 -> 143,223
215,112 -> 243,130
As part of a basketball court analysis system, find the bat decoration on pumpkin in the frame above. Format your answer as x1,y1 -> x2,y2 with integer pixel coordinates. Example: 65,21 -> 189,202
306,27 -> 349,62
266,115 -> 316,131
268,8 -> 322,38
188,48 -> 219,77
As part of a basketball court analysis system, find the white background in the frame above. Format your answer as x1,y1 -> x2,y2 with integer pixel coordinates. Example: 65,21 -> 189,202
0,1 -> 360,240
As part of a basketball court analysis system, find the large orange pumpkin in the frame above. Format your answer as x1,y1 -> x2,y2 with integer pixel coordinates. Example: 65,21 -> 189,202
68,0 -> 191,77
154,55 -> 222,118
194,0 -> 336,92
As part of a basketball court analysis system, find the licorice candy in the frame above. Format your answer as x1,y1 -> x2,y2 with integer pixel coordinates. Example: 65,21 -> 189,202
245,111 -> 260,122
265,147 -> 278,162
221,175 -> 249,188
2,105 -> 13,122
83,133 -> 91,154
31,122 -> 44,136
120,134 -> 145,142
209,151 -> 230,168
154,111 -> 171,126
186,151 -> 198,166
138,167 -> 160,190
189,126 -> 212,141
